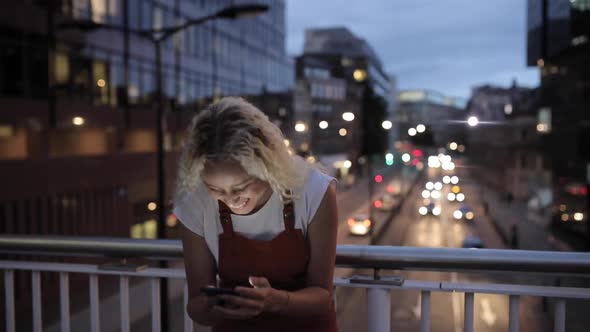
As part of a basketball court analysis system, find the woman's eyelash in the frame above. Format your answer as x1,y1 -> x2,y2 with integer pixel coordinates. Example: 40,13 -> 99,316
209,183 -> 250,193
233,185 -> 248,192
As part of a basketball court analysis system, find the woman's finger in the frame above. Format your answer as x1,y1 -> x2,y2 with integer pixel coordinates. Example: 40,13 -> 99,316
235,286 -> 265,300
218,294 -> 264,311
212,304 -> 258,319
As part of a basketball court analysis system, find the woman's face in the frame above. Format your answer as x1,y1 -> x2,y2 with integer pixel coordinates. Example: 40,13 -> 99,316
201,159 -> 272,215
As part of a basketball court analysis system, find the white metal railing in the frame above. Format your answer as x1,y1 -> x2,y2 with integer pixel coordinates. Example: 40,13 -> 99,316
2,236 -> 590,332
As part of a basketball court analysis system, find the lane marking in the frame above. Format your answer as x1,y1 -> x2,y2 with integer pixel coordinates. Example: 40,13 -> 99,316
412,293 -> 421,319
451,272 -> 462,332
480,297 -> 497,326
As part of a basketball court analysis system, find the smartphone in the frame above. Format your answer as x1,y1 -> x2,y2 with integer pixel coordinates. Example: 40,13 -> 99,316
200,286 -> 240,296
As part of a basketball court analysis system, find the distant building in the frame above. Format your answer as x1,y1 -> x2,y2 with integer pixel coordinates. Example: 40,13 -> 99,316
396,89 -> 466,147
293,27 -> 394,169
526,0 -> 590,240
0,0 -> 293,239
465,83 -> 546,201
526,0 -> 590,178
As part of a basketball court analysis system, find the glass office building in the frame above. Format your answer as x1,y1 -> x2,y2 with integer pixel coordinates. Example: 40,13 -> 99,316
0,0 -> 293,111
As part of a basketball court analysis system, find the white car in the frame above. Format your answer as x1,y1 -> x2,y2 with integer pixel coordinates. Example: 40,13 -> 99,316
347,215 -> 372,236
418,202 -> 441,217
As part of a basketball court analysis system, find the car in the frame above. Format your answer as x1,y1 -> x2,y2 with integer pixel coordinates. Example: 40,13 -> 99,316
447,192 -> 465,202
418,201 -> 441,216
374,194 -> 399,212
421,189 -> 442,200
386,179 -> 404,197
453,205 -> 474,221
347,215 -> 372,236
462,235 -> 484,248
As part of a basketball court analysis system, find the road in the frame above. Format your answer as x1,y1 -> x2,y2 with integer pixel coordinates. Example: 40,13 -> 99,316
334,166 -> 551,332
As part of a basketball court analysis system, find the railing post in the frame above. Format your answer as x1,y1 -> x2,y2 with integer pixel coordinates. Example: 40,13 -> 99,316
420,290 -> 431,332
120,276 -> 130,332
367,287 -> 390,332
508,294 -> 520,332
32,271 -> 42,332
554,299 -> 566,332
59,272 -> 70,332
464,292 -> 474,332
151,278 -> 162,332
4,270 -> 15,332
89,274 -> 100,332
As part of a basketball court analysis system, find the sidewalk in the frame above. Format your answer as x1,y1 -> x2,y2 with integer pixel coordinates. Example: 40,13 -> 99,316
466,167 -> 570,251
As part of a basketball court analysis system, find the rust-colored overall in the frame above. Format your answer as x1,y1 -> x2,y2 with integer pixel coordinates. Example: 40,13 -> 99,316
212,200 -> 338,332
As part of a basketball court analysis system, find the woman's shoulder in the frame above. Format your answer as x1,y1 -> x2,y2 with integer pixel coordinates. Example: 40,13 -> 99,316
294,166 -> 336,224
173,184 -> 217,235
304,166 -> 336,191
174,183 -> 209,207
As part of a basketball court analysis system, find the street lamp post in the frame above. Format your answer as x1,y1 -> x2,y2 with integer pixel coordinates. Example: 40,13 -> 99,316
58,4 -> 268,331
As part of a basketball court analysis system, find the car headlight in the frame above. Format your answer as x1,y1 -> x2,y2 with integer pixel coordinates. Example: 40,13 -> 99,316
465,212 -> 474,220
456,193 -> 465,202
453,210 -> 463,219
419,206 -> 428,215
447,193 -> 456,201
432,206 -> 441,216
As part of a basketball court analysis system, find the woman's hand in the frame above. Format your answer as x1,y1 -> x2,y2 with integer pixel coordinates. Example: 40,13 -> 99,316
212,276 -> 288,319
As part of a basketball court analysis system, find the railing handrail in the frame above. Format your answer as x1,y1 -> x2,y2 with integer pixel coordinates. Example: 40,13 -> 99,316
1,235 -> 590,275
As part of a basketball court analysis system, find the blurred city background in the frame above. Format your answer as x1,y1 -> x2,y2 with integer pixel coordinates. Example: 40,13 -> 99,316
0,0 -> 589,331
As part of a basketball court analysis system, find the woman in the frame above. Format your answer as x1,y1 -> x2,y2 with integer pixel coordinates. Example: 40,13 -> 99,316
173,97 -> 339,331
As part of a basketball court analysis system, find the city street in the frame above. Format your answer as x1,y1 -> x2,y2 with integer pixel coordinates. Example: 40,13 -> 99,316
334,166 -> 551,332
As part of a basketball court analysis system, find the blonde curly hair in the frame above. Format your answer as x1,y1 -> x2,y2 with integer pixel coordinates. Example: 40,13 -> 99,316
174,97 -> 311,203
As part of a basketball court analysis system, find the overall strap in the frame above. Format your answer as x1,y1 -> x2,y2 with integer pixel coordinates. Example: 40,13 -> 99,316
283,202 -> 295,231
217,200 -> 234,235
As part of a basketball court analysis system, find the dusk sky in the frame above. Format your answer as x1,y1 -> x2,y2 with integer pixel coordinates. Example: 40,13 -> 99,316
286,0 -> 540,99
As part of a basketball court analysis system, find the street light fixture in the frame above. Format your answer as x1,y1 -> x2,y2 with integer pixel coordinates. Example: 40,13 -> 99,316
57,5 -> 269,332
382,120 -> 393,130
416,124 -> 426,133
467,116 -> 479,127
295,122 -> 307,132
342,112 -> 355,121
408,128 -> 417,136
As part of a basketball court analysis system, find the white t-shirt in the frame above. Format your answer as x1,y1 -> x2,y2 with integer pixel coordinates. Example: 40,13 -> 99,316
173,167 -> 336,264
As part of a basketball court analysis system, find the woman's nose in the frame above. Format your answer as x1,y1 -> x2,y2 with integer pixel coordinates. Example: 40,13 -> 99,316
225,193 -> 240,204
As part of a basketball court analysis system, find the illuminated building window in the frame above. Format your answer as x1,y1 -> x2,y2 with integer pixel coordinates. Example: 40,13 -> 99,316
55,52 -> 70,84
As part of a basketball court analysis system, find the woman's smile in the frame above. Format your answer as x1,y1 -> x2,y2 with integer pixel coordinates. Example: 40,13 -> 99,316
228,198 -> 250,210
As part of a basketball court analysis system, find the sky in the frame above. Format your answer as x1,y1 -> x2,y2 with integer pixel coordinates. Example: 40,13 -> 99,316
286,0 -> 540,99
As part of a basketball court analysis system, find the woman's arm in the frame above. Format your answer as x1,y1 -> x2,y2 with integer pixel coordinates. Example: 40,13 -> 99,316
281,181 -> 338,316
180,223 -> 222,325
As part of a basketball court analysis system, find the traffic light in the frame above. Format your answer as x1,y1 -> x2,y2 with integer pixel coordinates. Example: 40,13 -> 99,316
385,153 -> 394,166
